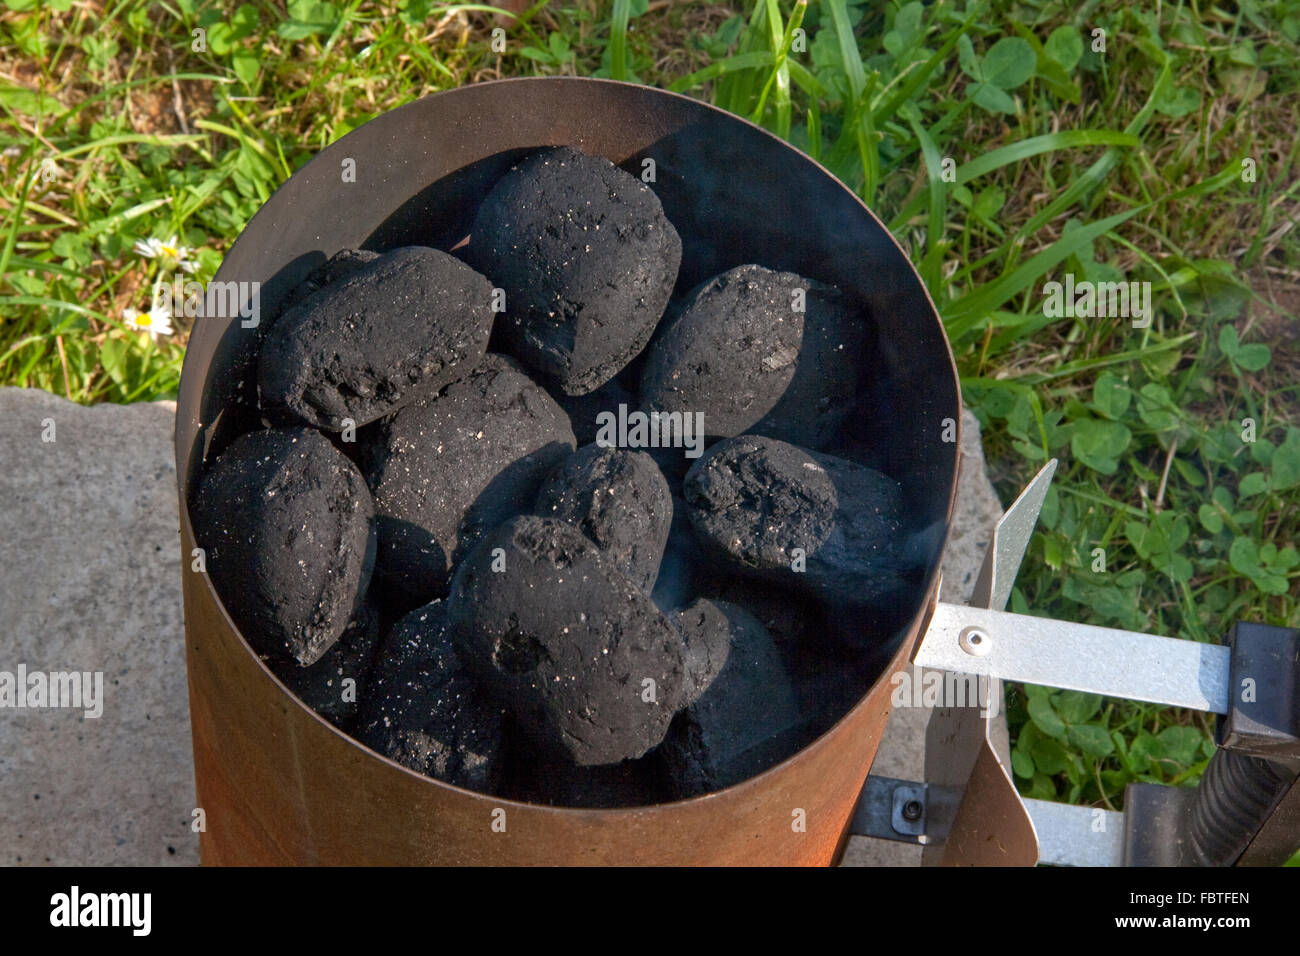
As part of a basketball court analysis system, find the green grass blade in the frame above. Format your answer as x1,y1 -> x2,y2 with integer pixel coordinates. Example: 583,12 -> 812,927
826,0 -> 865,106
668,51 -> 776,94
903,106 -> 946,290
889,130 -> 1141,232
610,0 -> 632,82
0,148 -> 40,296
944,205 -> 1145,338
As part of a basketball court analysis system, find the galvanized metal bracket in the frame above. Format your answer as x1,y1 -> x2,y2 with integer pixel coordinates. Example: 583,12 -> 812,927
915,603 -> 1232,713
850,775 -> 928,845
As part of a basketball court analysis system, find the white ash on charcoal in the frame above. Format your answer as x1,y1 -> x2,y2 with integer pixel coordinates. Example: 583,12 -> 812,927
357,600 -> 507,792
259,246 -> 495,430
639,264 -> 868,449
683,435 -> 919,615
272,600 -> 382,733
534,444 -> 672,592
466,146 -> 682,396
660,599 -> 801,797
191,427 -> 376,666
361,354 -> 575,607
277,248 -> 380,315
447,515 -> 688,766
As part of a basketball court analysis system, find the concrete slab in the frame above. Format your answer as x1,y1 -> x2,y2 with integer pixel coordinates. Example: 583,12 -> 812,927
0,388 -> 197,865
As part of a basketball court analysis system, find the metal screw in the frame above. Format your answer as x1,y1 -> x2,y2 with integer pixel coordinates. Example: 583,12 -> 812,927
902,800 -> 923,822
958,626 -> 992,657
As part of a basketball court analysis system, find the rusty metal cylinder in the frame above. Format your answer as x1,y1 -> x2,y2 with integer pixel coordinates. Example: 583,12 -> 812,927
175,78 -> 960,865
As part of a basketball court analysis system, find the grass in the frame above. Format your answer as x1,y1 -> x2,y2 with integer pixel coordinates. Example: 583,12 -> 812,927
2,0 -> 1299,846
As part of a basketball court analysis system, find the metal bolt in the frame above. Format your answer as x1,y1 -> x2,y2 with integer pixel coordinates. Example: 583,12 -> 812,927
902,799 -> 923,822
958,626 -> 992,657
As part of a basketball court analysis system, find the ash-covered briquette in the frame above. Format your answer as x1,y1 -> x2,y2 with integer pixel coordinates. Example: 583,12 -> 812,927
639,264 -> 867,449
191,427 -> 376,667
272,600 -> 382,732
683,435 -> 916,613
534,444 -> 672,592
361,354 -> 575,606
466,146 -> 682,396
259,246 -> 495,431
278,248 -> 380,315
660,599 -> 800,797
357,600 -> 506,791
447,516 -> 688,766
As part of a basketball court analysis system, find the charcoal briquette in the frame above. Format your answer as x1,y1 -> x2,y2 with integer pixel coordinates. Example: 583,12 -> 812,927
278,248 -> 380,315
639,264 -> 867,449
467,146 -> 681,396
357,600 -> 506,791
447,515 -> 688,766
673,598 -> 732,706
273,600 -> 382,732
259,246 -> 495,430
683,435 -> 917,613
362,354 -> 575,605
190,426 -> 376,666
660,599 -> 800,797
534,444 -> 672,592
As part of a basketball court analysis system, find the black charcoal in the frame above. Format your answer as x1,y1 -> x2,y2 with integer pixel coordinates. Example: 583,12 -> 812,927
701,577 -> 826,656
467,146 -> 681,395
273,601 -> 382,732
502,734 -> 669,808
683,435 -> 917,612
357,600 -> 506,791
534,444 -> 672,592
362,354 -> 575,605
660,599 -> 800,797
278,248 -> 380,315
639,264 -> 867,449
556,377 -> 636,446
703,577 -> 875,747
191,427 -> 375,666
673,598 -> 732,706
447,516 -> 687,766
259,246 -> 494,430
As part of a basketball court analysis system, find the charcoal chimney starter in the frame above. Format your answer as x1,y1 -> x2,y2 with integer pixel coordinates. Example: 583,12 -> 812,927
175,77 -> 960,865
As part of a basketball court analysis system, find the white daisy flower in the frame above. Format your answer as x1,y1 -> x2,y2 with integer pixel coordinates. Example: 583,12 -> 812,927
133,234 -> 199,273
123,302 -> 175,339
